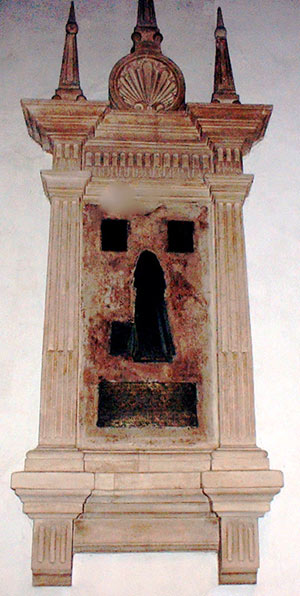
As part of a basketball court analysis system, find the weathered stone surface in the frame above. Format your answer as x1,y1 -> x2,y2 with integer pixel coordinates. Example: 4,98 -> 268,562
74,514 -> 219,553
79,179 -> 216,448
11,1 -> 282,588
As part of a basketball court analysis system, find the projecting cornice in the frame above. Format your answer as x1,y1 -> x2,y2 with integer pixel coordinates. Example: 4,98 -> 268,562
21,99 -> 108,153
22,100 -> 272,163
187,103 -> 272,155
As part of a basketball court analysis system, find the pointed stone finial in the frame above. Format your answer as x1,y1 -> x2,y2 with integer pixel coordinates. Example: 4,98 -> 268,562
52,2 -> 86,101
216,6 -> 225,29
131,0 -> 163,53
211,7 -> 240,104
137,0 -> 157,27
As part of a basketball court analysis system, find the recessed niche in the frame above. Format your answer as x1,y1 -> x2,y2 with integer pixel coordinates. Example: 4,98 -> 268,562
132,250 -> 175,362
167,220 -> 194,253
101,218 -> 128,251
97,381 -> 198,428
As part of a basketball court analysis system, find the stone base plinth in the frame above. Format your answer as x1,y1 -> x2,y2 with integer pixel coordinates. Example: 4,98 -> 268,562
11,449 -> 283,586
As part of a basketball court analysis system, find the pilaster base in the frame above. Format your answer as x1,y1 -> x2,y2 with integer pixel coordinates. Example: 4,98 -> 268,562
220,572 -> 257,585
33,574 -> 72,587
25,447 -> 84,472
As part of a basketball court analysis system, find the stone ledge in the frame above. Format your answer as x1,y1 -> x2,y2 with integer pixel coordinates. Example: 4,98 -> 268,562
74,514 -> 219,553
211,448 -> 269,471
202,470 -> 283,516
33,573 -> 72,587
25,449 -> 85,472
84,451 -> 211,473
202,470 -> 283,489
114,472 -> 201,490
11,471 -> 95,491
220,572 -> 257,585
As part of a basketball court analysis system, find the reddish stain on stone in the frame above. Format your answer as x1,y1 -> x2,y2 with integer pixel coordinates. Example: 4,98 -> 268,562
79,202 -> 213,438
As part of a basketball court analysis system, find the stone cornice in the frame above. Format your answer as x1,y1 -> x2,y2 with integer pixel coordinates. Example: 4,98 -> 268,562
11,471 -> 94,518
187,103 -> 272,155
21,99 -> 108,153
21,100 -> 272,164
202,470 -> 283,515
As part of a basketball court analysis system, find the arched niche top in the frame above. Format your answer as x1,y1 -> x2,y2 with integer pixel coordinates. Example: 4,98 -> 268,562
132,250 -> 175,362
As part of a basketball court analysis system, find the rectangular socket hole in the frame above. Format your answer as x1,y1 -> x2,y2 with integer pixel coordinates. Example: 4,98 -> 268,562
167,220 -> 194,253
101,219 -> 128,252
110,321 -> 133,356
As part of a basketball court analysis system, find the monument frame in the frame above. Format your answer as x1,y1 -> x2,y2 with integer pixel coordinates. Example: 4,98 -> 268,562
11,1 -> 283,586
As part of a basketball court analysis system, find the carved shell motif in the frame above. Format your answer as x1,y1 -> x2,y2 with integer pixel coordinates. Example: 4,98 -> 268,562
116,57 -> 179,112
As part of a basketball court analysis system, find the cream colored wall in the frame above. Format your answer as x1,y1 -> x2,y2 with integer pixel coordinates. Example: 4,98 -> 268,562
0,0 -> 299,594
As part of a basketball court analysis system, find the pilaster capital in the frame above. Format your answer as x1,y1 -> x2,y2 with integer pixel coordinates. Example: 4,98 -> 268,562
41,170 -> 91,203
202,470 -> 283,516
204,174 -> 254,204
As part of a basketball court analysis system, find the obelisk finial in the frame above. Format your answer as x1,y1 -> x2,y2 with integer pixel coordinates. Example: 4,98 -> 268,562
52,2 -> 86,101
137,0 -> 157,27
216,5 -> 225,29
211,7 -> 240,104
131,0 -> 163,53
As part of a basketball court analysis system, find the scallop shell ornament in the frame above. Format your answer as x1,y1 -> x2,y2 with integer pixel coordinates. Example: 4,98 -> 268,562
109,54 -> 185,112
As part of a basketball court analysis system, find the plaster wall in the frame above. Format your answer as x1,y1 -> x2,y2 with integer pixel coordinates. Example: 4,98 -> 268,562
0,1 -> 299,594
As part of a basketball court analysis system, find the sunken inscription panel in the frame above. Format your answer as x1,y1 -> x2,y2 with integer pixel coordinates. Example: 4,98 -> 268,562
97,381 -> 198,428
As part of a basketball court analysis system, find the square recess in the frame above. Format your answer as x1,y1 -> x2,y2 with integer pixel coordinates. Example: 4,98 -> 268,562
101,219 -> 128,251
167,220 -> 194,253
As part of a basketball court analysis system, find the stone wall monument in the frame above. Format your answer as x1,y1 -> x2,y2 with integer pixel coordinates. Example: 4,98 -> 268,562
11,0 -> 283,587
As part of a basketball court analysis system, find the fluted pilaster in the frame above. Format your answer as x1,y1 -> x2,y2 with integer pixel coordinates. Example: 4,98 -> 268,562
39,171 -> 90,446
206,174 -> 255,446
